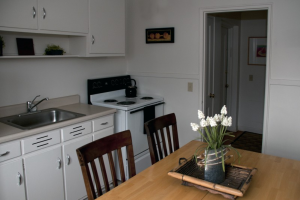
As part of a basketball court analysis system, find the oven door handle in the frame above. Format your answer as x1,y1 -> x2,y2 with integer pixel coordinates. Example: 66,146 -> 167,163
130,102 -> 165,114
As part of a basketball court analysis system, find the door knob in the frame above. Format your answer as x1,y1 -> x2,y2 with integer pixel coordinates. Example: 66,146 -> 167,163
209,93 -> 215,98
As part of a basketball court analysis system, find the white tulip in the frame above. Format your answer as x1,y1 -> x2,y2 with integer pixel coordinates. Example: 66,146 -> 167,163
221,116 -> 229,126
198,110 -> 205,120
228,116 -> 232,127
221,105 -> 227,115
213,114 -> 221,122
190,123 -> 200,131
200,119 -> 208,127
208,117 -> 217,127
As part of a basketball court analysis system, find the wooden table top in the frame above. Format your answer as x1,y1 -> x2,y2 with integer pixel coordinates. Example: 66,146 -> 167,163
97,140 -> 300,200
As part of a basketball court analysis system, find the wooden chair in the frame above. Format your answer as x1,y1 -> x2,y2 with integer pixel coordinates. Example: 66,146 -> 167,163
144,113 -> 179,165
76,130 -> 136,200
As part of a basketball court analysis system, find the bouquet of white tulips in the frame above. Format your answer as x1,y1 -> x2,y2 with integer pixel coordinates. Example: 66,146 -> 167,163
191,105 -> 240,171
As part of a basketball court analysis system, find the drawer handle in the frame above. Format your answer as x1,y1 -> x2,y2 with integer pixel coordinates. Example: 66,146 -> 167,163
67,154 -> 70,165
101,122 -> 108,125
17,172 -> 22,185
33,7 -> 36,18
57,158 -> 61,169
0,151 -> 10,156
43,7 -> 46,19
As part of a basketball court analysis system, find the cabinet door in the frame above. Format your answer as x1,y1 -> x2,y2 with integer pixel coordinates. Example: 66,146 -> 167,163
39,0 -> 88,33
90,0 -> 125,54
0,159 -> 26,200
63,136 -> 92,200
0,0 -> 38,30
23,146 -> 64,200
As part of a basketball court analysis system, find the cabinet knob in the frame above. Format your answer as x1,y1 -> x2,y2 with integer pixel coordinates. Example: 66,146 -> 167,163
57,158 -> 61,169
33,7 -> 36,18
43,7 -> 47,19
17,172 -> 22,185
67,154 -> 70,165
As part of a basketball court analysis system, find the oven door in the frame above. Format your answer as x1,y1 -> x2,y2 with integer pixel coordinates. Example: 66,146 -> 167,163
124,102 -> 164,178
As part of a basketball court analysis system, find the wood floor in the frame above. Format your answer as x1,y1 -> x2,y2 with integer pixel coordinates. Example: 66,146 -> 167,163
223,131 -> 262,153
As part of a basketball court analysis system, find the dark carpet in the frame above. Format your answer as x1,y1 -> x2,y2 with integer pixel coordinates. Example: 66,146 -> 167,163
231,132 -> 262,153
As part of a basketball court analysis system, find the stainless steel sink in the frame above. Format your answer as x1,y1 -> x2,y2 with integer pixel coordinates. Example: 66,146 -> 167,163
0,108 -> 85,130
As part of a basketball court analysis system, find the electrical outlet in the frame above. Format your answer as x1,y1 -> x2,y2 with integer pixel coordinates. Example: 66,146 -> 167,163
249,75 -> 253,81
188,82 -> 193,92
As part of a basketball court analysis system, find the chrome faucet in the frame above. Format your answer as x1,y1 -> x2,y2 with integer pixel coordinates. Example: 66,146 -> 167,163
27,95 -> 49,113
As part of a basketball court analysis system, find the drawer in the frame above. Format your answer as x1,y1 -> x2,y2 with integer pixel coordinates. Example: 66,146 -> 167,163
93,114 -> 114,132
0,141 -> 21,162
62,121 -> 92,142
22,130 -> 61,154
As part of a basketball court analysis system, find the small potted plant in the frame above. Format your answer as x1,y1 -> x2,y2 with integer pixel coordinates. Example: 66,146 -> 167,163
190,105 -> 241,184
0,35 -> 5,56
44,44 -> 65,55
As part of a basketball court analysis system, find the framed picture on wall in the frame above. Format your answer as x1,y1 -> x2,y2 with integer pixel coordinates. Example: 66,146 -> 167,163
248,37 -> 267,65
145,27 -> 174,43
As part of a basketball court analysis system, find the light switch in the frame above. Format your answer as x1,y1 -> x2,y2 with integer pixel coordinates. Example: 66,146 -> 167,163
249,75 -> 253,81
188,82 -> 193,92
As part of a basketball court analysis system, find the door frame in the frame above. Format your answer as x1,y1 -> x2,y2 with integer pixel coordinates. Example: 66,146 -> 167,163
199,4 -> 272,153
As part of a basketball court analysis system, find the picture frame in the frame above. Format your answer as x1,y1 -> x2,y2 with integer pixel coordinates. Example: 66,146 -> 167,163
146,27 -> 174,44
16,38 -> 35,55
248,37 -> 267,66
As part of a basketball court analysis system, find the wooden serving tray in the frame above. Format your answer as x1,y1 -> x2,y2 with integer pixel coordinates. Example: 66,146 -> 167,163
168,156 -> 257,200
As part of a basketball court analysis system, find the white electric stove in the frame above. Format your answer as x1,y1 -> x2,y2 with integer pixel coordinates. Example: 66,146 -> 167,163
88,76 -> 164,180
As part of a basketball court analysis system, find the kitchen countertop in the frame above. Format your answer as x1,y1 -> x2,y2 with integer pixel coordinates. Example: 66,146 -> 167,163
0,103 -> 116,144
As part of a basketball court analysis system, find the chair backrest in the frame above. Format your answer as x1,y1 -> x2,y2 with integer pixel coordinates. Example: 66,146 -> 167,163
144,113 -> 179,165
76,130 -> 136,200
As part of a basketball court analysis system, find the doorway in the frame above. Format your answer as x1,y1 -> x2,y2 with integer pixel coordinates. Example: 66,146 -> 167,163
203,10 -> 269,152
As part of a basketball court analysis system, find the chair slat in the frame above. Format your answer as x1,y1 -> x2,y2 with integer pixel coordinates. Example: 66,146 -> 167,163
166,126 -> 173,153
154,130 -> 163,160
126,144 -> 136,178
108,152 -> 118,187
98,156 -> 110,193
172,124 -> 179,150
160,128 -> 168,157
90,160 -> 102,196
117,148 -> 126,182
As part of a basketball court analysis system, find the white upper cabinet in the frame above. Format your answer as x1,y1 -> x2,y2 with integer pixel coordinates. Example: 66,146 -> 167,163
38,0 -> 88,34
89,0 -> 125,55
0,0 -> 38,30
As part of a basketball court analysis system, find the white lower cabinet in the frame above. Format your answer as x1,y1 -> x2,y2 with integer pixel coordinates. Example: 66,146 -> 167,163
63,135 -> 93,200
23,146 -> 65,200
0,158 -> 26,200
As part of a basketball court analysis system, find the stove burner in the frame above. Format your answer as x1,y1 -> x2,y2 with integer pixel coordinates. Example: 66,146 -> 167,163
104,99 -> 117,103
117,101 -> 136,105
141,97 -> 153,100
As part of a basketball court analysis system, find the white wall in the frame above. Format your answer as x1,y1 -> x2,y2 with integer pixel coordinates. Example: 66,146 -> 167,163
0,57 -> 126,106
238,11 -> 267,134
126,0 -> 300,161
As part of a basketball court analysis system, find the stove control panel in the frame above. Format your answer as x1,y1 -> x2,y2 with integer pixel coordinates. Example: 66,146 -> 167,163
88,75 -> 132,104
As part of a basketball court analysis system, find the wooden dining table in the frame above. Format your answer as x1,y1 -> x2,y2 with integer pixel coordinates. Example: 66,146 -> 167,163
97,140 -> 300,200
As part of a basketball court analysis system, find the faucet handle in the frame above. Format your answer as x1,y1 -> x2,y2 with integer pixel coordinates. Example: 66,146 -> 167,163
31,95 -> 40,103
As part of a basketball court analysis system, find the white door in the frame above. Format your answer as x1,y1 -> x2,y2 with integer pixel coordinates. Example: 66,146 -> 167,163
0,158 -> 26,200
63,136 -> 93,200
89,0 -> 125,54
0,0 -> 38,30
38,0 -> 88,33
23,146 -> 64,200
206,16 -> 223,116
